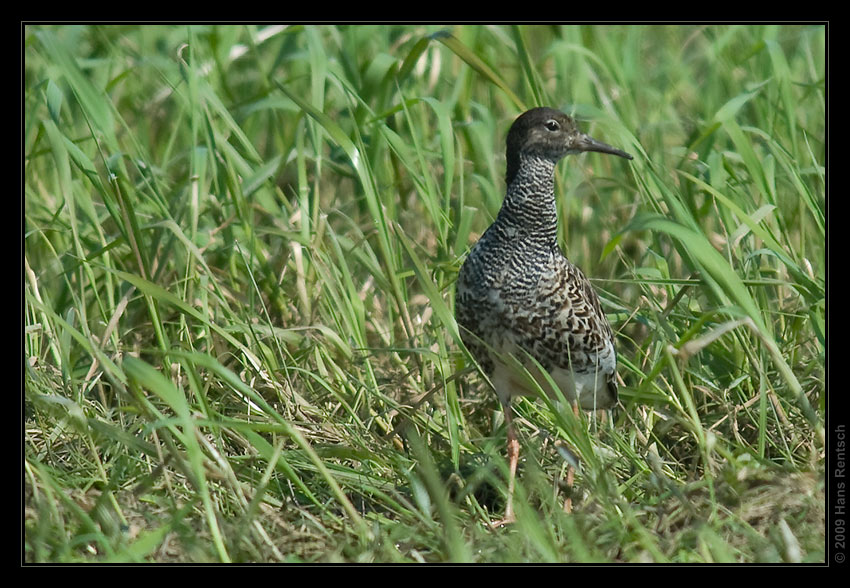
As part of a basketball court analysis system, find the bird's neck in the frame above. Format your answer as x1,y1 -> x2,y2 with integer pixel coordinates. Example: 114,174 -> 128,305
497,153 -> 559,245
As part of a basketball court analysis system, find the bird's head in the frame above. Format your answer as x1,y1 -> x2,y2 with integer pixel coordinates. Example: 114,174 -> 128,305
505,107 -> 632,185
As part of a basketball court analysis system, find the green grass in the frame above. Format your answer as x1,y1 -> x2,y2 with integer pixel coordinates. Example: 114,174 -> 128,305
24,24 -> 825,563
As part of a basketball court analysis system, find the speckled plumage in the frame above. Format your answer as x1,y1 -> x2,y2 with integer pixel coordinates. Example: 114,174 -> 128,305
457,107 -> 630,409
455,108 -> 631,524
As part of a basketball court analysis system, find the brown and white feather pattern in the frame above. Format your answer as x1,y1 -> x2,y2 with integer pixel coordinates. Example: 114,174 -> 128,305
456,108 -> 623,410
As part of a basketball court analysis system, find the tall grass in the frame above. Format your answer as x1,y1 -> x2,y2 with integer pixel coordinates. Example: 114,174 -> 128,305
25,24 -> 825,563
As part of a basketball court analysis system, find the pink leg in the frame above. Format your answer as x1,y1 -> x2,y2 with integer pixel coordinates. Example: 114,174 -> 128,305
562,402 -> 580,514
491,402 -> 519,527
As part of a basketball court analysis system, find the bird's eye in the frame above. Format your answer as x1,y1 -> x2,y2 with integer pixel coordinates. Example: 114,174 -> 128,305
544,119 -> 560,132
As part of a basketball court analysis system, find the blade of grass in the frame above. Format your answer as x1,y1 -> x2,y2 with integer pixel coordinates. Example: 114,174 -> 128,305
123,356 -> 231,562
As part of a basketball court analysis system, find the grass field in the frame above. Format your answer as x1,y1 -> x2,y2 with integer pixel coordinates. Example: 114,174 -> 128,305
24,24 -> 825,563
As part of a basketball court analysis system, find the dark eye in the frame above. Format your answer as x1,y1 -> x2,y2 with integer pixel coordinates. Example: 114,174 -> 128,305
544,119 -> 560,132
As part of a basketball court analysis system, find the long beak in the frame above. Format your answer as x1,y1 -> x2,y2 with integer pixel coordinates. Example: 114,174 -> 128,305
574,132 -> 633,160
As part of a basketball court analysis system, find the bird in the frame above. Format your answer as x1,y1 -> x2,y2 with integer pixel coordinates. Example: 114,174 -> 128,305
455,106 -> 632,526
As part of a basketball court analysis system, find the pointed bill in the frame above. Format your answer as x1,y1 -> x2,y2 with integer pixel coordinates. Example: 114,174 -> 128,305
574,132 -> 633,160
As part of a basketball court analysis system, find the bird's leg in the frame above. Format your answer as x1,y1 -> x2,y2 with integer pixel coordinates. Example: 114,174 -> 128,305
504,405 -> 520,521
563,464 -> 575,514
491,400 -> 519,528
562,401 -> 581,514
